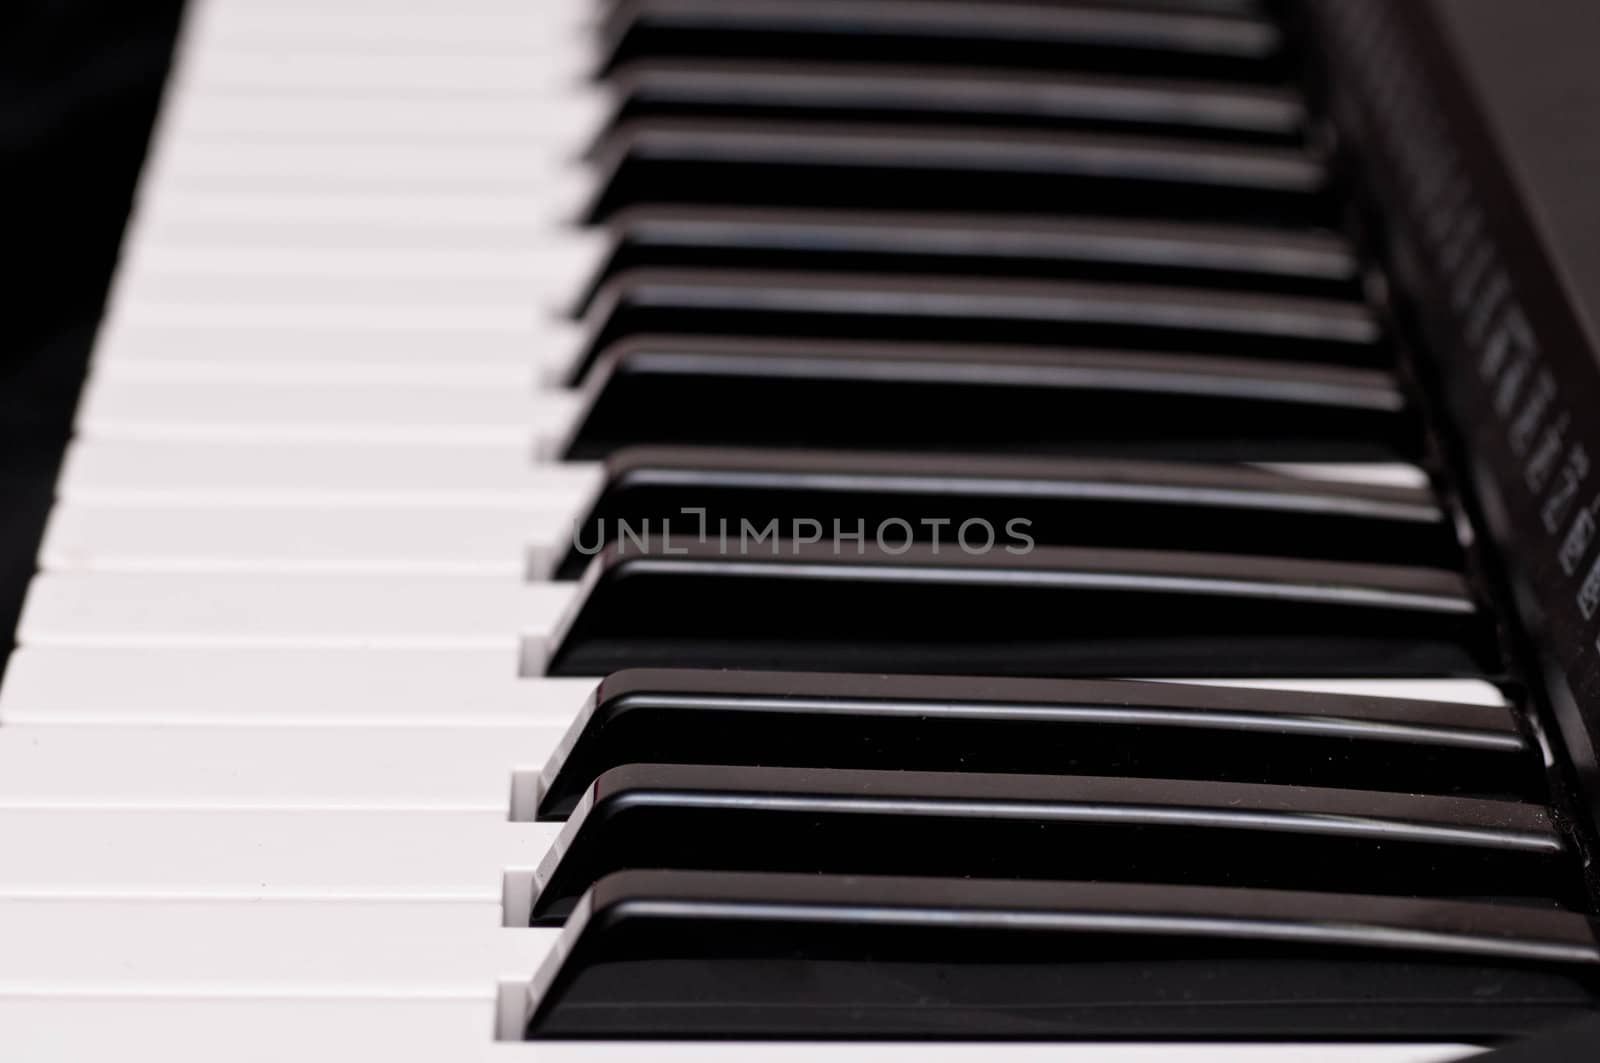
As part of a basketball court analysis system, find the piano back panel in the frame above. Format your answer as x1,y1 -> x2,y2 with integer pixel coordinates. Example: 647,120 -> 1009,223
1300,0 -> 1600,864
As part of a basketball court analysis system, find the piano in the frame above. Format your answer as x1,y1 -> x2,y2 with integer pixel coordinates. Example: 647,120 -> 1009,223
3,0 -> 1599,1058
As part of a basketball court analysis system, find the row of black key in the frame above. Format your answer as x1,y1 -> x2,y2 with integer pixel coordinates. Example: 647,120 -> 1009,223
513,0 -> 1598,1041
515,674 -> 1596,1039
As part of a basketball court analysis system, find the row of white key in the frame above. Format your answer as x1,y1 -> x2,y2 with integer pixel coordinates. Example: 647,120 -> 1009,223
75,372 -> 588,445
6,0 -> 627,1054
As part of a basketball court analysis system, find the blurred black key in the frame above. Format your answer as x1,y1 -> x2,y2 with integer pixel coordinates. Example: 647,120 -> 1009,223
532,670 -> 1535,818
577,207 -> 1360,309
608,61 -> 1306,142
1052,0 -> 1267,12
566,269 -> 1381,384
877,0 -> 1270,15
522,871 -> 1600,1039
563,336 -> 1417,461
537,540 -> 1494,678
527,765 -> 1572,921
598,0 -> 1288,82
583,120 -> 1329,225
553,448 -> 1456,578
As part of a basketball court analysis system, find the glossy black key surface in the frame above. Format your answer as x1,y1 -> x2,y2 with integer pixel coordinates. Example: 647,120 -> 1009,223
583,120 -> 1329,225
599,0 -> 1288,82
566,269 -> 1382,385
563,337 -> 1417,461
538,540 -> 1495,678
531,670 -> 1536,819
577,207 -> 1361,311
527,765 -> 1572,922
552,448 -> 1456,578
608,61 -> 1306,141
522,871 -> 1600,1039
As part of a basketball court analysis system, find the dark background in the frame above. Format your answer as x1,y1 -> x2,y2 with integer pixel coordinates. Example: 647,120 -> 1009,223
0,0 -> 183,679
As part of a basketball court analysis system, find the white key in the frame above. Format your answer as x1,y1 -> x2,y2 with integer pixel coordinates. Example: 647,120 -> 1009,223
124,218 -> 606,261
173,52 -> 595,96
75,373 -> 582,445
1,998 -> 509,1063
187,12 -> 591,51
183,7 -> 597,55
127,190 -> 589,229
93,321 -> 572,369
130,176 -> 592,230
0,725 -> 554,810
0,897 -> 550,995
38,505 -> 572,576
163,92 -> 610,143
170,0 -> 598,69
80,359 -> 545,389
0,808 -> 556,899
0,648 -> 593,726
192,0 -> 594,14
120,233 -> 605,289
104,273 -> 570,335
106,277 -> 580,335
144,141 -> 583,185
148,120 -> 596,160
102,295 -> 582,335
58,439 -> 601,508
16,572 -> 575,650
133,179 -> 595,239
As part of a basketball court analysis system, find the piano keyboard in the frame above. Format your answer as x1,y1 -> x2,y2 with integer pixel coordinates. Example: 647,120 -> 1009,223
4,0 -> 1596,1058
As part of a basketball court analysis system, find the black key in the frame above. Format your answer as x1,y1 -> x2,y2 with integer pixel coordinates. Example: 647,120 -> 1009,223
583,120 -> 1330,225
532,671 -> 1535,819
578,207 -> 1361,309
971,0 -> 1270,14
598,0 -> 1288,82
537,540 -> 1495,678
609,61 -> 1306,142
1049,0 -> 1268,12
526,765 -> 1573,922
553,448 -> 1456,578
563,337 -> 1417,462
566,269 -> 1382,384
522,871 -> 1600,1039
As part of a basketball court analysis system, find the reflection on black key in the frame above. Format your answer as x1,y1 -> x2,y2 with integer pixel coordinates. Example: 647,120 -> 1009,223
552,448 -> 1455,578
528,765 -> 1572,922
578,207 -> 1360,310
609,61 -> 1306,141
531,670 -> 1535,819
537,540 -> 1495,678
568,269 -> 1382,383
521,871 -> 1600,1039
599,0 -> 1287,82
584,121 -> 1328,224
563,337 -> 1417,462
